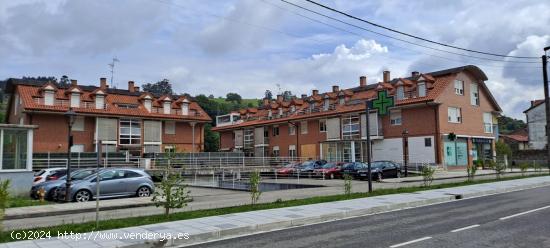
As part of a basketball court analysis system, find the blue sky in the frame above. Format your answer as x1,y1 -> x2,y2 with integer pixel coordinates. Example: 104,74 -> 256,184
0,0 -> 548,119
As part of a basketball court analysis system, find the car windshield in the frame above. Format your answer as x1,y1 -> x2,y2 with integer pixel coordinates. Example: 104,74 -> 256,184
342,163 -> 355,169
322,163 -> 337,169
34,170 -> 46,176
370,162 -> 385,169
301,161 -> 314,166
284,163 -> 296,168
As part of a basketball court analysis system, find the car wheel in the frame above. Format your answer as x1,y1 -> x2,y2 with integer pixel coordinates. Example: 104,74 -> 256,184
47,189 -> 56,200
137,186 -> 151,197
377,173 -> 383,182
74,190 -> 91,202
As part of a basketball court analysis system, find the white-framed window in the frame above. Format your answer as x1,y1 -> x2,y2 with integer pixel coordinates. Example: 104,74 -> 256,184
300,121 -> 308,134
289,124 -> 296,135
73,116 -> 85,131
396,86 -> 405,100
288,145 -> 297,158
272,125 -> 280,136
471,82 -> 479,106
119,119 -> 141,145
181,102 -> 189,115
290,105 -> 296,113
483,112 -> 493,133
0,129 -> 31,170
448,107 -> 462,123
144,99 -> 152,112
144,144 -> 161,154
454,80 -> 464,95
278,108 -> 283,117
163,101 -> 171,114
95,95 -> 105,109
390,109 -> 402,125
244,129 -> 254,148
418,82 -> 426,97
44,91 -> 54,106
319,119 -> 327,132
268,109 -> 273,119
165,121 -> 176,135
70,93 -> 80,108
273,146 -> 280,157
342,115 -> 360,140
323,98 -> 330,111
164,145 -> 175,154
339,97 -> 345,105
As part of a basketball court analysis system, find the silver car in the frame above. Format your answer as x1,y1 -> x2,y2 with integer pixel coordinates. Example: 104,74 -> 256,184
56,168 -> 154,202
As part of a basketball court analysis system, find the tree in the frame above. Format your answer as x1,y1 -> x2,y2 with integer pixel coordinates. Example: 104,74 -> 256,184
58,75 -> 70,88
152,150 -> 191,216
142,79 -> 173,95
496,140 -> 512,159
203,124 -> 219,152
249,170 -> 262,205
264,90 -> 273,100
208,94 -> 215,99
498,115 -> 526,134
225,93 -> 242,104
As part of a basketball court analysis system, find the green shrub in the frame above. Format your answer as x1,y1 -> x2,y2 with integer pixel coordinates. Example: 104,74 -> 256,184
343,174 -> 352,197
152,149 -> 191,216
0,180 -> 10,232
518,162 -> 530,176
467,164 -> 478,181
249,170 -> 262,205
421,166 -> 436,187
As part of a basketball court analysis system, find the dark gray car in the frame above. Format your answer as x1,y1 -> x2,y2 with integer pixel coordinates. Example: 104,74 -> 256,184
30,169 -> 98,200
56,168 -> 154,202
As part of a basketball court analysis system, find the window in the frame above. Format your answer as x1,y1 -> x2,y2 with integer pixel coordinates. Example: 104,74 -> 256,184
324,99 -> 330,111
119,119 -> 141,145
289,145 -> 297,158
454,80 -> 464,95
424,138 -> 432,147
95,95 -> 105,109
163,102 -> 171,114
44,91 -> 54,106
144,99 -> 152,112
1,129 -> 28,170
164,145 -> 175,153
448,107 -> 462,123
70,144 -> 84,152
73,116 -> 85,131
268,109 -> 273,119
70,93 -> 80,108
390,109 -> 402,125
471,83 -> 479,106
278,108 -> 283,117
396,86 -> 405,100
181,103 -> 189,115
290,105 -> 296,113
272,126 -> 280,136
117,104 -> 138,109
342,116 -> 360,140
309,102 -> 315,111
124,171 -> 142,178
165,121 -> 176,135
144,144 -> 160,154
289,124 -> 296,135
319,119 -> 327,132
273,146 -> 280,157
483,112 -> 493,133
418,82 -> 426,97
244,129 -> 254,148
300,121 -> 308,134
339,97 -> 345,105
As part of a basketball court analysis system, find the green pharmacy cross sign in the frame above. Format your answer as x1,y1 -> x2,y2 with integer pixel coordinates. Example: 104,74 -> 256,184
368,90 -> 395,115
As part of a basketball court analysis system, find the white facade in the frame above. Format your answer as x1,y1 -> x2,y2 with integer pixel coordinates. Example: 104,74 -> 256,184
526,103 -> 547,149
371,136 -> 435,164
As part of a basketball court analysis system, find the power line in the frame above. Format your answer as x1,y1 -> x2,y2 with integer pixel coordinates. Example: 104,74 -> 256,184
304,0 -> 540,60
280,0 -> 539,64
267,0 -> 540,69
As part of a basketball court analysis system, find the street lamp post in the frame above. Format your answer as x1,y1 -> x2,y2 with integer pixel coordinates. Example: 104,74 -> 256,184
543,46 -> 550,173
64,108 -> 77,202
402,129 -> 409,177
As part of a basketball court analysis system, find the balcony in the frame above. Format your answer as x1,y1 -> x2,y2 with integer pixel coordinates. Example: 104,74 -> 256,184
33,98 -> 106,110
150,107 -> 203,117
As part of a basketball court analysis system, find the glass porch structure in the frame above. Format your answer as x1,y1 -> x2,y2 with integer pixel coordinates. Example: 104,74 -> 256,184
0,124 -> 36,196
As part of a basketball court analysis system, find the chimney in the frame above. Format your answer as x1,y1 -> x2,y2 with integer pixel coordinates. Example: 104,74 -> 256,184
383,70 -> 390,83
100,78 -> 107,89
134,86 -> 140,92
412,71 -> 420,77
359,76 -> 367,87
128,81 -> 135,92
263,98 -> 270,106
277,94 -> 283,102
301,94 -> 307,99
332,85 -> 339,92
312,89 -> 319,96
70,79 -> 77,86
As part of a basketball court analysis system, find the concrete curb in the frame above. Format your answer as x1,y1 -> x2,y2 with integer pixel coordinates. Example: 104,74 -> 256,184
4,202 -> 157,220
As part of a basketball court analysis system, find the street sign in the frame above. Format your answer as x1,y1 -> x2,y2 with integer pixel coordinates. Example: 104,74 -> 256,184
368,90 -> 395,115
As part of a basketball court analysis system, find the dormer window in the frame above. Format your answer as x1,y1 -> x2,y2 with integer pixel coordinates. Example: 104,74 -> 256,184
144,99 -> 152,112
291,105 -> 296,113
324,98 -> 330,111
309,102 -> 315,111
268,109 -> 273,119
181,100 -> 189,115
44,90 -> 54,106
339,96 -> 345,105
418,82 -> 426,97
71,93 -> 80,108
278,107 -> 283,117
95,95 -> 105,109
396,86 -> 405,100
163,101 -> 171,114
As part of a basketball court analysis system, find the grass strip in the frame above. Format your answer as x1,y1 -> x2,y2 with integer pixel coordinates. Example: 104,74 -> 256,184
1,173 -> 548,243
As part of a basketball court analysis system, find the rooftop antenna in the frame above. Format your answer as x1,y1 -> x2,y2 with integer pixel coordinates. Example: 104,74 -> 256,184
276,83 -> 282,95
108,57 -> 120,88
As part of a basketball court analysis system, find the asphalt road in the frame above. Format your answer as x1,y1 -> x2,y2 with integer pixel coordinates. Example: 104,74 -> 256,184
188,185 -> 550,248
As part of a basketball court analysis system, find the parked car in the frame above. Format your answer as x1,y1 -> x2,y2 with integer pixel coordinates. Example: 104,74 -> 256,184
45,169 -> 68,182
30,169 -> 98,200
313,162 -> 344,179
341,162 -> 367,178
56,168 -> 154,202
297,160 -> 327,174
276,162 -> 300,176
33,168 -> 67,185
356,161 -> 402,181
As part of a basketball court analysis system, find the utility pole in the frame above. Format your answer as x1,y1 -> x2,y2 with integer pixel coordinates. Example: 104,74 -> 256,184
542,46 -> 550,172
365,102 -> 372,193
108,57 -> 120,89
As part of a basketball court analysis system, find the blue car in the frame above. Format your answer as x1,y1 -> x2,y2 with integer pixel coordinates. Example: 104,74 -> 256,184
30,169 -> 98,200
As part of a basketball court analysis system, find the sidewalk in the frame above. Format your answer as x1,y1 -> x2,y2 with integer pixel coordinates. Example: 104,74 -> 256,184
3,176 -> 550,248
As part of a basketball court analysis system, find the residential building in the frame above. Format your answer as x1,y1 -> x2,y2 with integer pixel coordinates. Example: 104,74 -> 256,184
213,65 -> 501,168
500,128 -> 529,151
4,78 -> 211,156
524,100 -> 547,149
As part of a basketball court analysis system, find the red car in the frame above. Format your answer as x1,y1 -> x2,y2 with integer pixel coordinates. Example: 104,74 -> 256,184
313,162 -> 344,179
276,162 -> 300,176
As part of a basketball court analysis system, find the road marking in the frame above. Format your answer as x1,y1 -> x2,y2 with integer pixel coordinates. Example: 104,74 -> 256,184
450,224 -> 480,232
389,237 -> 432,248
499,205 -> 550,220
